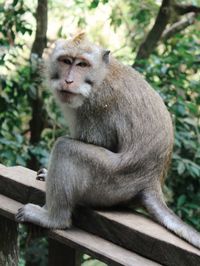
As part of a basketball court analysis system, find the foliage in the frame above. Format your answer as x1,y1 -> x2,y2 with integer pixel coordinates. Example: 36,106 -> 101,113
136,27 -> 200,230
0,0 -> 31,166
18,225 -> 48,266
0,0 -> 33,65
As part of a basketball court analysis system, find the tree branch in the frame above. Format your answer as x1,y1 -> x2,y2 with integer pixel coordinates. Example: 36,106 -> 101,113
133,0 -> 172,66
162,12 -> 196,41
31,0 -> 48,56
133,0 -> 200,67
174,4 -> 200,15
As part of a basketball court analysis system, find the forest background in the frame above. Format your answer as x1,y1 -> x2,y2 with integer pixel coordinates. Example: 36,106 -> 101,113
0,0 -> 200,265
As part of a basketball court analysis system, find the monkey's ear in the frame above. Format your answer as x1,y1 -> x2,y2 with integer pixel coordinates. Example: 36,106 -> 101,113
102,50 -> 110,64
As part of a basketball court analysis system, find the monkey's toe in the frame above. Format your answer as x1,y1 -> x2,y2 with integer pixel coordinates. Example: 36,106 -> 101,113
16,208 -> 26,222
36,168 -> 47,181
15,204 -> 38,223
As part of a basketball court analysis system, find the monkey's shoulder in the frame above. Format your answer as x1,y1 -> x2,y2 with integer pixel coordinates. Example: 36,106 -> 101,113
107,60 -> 168,110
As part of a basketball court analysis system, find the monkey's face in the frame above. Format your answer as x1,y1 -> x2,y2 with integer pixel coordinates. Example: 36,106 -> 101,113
49,35 -> 110,108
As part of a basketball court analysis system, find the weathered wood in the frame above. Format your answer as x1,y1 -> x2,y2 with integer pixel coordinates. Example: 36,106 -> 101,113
0,194 -> 159,266
49,228 -> 161,266
1,164 -> 200,266
0,164 -> 45,205
48,239 -> 76,266
0,216 -> 18,266
74,207 -> 200,266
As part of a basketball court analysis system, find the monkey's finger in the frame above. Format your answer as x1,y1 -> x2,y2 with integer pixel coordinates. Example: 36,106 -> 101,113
15,215 -> 25,222
37,168 -> 47,175
36,174 -> 46,181
15,209 -> 25,222
16,207 -> 24,215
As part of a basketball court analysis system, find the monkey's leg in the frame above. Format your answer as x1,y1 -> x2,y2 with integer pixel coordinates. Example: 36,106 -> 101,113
16,137 -> 117,229
142,184 -> 200,249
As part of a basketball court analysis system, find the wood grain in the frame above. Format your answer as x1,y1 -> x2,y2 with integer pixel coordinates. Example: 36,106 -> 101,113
1,163 -> 200,265
0,194 -> 159,266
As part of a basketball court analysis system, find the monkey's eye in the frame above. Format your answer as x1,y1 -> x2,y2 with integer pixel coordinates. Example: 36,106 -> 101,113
76,61 -> 89,67
62,58 -> 72,65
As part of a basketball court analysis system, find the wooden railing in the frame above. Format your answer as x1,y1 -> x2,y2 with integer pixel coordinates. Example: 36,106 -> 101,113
0,163 -> 200,266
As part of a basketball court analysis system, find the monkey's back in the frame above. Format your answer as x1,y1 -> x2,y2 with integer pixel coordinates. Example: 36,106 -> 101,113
109,59 -> 174,178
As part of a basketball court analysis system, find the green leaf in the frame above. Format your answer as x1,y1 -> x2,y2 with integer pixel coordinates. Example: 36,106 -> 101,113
12,0 -> 19,7
177,161 -> 185,175
187,103 -> 198,115
190,166 -> 200,178
177,195 -> 186,207
89,0 -> 99,9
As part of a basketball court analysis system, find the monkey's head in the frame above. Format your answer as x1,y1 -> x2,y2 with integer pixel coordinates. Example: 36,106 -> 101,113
48,33 -> 110,108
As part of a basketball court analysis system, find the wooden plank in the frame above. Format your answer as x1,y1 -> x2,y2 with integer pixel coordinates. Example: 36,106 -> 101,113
0,164 -> 200,265
74,207 -> 200,266
49,229 -> 161,266
0,194 -> 160,266
0,164 -> 45,205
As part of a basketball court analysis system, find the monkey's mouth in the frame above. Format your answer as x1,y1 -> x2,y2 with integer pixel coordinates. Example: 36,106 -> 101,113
57,89 -> 79,102
59,89 -> 77,95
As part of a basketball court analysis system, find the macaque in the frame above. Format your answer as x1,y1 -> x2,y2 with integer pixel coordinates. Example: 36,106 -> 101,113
16,33 -> 200,249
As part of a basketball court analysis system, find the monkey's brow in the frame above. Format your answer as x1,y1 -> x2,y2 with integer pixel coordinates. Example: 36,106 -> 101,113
58,55 -> 74,61
58,55 -> 90,64
76,56 -> 91,64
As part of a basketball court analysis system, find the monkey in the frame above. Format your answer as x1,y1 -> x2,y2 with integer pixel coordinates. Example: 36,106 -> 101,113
16,32 -> 200,249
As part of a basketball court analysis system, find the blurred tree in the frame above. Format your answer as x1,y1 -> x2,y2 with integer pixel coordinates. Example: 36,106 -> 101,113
132,0 -> 200,230
134,0 -> 200,64
27,0 -> 48,170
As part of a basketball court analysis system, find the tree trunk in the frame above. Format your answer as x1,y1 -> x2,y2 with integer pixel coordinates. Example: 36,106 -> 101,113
27,0 -> 48,171
133,0 -> 200,67
133,0 -> 172,66
25,1 -> 48,265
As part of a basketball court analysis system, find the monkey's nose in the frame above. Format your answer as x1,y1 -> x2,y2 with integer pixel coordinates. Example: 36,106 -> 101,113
65,79 -> 73,84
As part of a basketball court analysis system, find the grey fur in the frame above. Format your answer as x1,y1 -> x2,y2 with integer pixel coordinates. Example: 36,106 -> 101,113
16,36 -> 200,249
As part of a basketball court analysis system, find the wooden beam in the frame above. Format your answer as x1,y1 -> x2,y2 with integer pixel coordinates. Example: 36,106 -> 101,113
0,164 -> 45,205
0,194 -> 159,266
74,207 -> 200,266
0,164 -> 200,265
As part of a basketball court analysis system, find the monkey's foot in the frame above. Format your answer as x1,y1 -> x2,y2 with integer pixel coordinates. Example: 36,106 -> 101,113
16,204 -> 46,223
16,203 -> 71,229
36,168 -> 47,181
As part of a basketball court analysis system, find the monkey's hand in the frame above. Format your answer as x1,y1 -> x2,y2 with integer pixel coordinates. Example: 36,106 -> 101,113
36,168 -> 47,181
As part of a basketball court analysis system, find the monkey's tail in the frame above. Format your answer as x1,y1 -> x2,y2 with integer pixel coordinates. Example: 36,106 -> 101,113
142,187 -> 200,249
